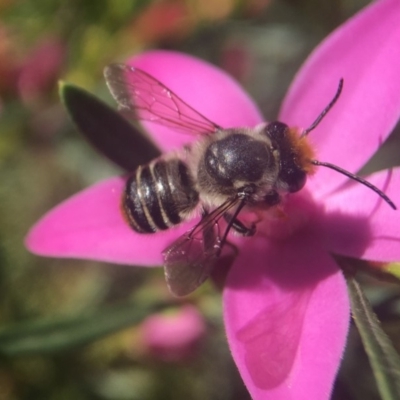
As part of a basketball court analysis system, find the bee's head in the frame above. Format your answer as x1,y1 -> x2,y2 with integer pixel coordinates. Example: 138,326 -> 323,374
264,78 -> 396,210
264,121 -> 315,193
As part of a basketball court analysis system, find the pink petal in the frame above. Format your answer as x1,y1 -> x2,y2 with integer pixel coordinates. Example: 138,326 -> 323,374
321,167 -> 400,261
127,50 -> 264,152
280,0 -> 400,198
25,176 -> 194,265
224,233 -> 349,400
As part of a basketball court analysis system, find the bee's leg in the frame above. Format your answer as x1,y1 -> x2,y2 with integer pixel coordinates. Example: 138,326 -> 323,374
199,204 -> 209,218
210,239 -> 238,290
223,213 -> 256,236
199,206 -> 220,250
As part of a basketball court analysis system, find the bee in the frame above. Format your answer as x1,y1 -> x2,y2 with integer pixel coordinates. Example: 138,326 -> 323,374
104,64 -> 396,297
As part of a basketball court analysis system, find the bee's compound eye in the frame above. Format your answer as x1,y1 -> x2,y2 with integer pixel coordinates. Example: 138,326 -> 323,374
263,121 -> 288,141
205,134 -> 270,186
280,167 -> 307,193
264,121 -> 307,193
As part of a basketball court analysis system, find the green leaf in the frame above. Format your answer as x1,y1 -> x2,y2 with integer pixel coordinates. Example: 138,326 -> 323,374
0,301 -> 163,357
59,81 -> 161,171
336,255 -> 400,285
385,262 -> 400,280
346,275 -> 400,400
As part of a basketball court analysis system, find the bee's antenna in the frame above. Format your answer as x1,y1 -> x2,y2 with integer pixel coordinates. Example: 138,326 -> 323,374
301,79 -> 344,138
311,159 -> 396,210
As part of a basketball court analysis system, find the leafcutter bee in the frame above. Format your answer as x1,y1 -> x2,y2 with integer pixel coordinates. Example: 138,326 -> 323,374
104,64 -> 396,296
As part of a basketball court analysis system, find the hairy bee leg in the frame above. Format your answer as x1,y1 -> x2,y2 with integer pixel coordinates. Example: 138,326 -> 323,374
223,212 -> 256,236
210,240 -> 238,291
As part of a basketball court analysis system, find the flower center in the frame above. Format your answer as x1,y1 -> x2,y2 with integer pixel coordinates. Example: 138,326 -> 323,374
256,189 -> 320,240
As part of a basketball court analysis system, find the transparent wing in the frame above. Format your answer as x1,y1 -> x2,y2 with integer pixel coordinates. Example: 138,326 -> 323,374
162,198 -> 239,297
104,63 -> 221,136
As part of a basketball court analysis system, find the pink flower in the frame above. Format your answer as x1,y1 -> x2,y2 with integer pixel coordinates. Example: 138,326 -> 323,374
25,0 -> 400,398
139,305 -> 206,363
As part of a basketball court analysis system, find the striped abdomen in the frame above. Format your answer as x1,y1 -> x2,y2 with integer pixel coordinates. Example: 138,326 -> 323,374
122,159 -> 199,233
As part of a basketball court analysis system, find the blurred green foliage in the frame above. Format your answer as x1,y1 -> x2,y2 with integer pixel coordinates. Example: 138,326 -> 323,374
1,0 -> 400,399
